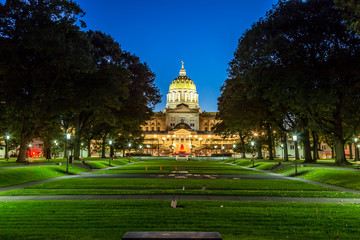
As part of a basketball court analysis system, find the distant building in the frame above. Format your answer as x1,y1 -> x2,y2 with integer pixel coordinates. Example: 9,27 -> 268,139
142,62 -> 237,156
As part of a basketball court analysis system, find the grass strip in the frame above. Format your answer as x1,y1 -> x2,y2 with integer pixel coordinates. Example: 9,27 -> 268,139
0,200 -> 358,240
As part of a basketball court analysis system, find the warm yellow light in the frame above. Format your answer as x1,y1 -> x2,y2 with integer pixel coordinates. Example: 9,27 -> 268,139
199,137 -> 203,140
154,135 -> 157,138
194,135 -> 198,138
208,135 -> 211,138
167,135 -> 170,138
189,135 -> 192,138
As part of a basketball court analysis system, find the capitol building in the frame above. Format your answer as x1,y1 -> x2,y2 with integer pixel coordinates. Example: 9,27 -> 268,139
142,62 -> 238,156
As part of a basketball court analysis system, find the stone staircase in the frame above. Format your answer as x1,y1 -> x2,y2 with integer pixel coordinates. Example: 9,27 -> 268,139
72,161 -> 95,170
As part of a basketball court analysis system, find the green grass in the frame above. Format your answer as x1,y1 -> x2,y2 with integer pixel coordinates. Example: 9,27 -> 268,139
0,200 -> 359,239
275,166 -> 360,190
95,160 -> 265,175
0,165 -> 88,188
2,178 -> 357,198
20,178 -> 332,190
85,159 -> 133,169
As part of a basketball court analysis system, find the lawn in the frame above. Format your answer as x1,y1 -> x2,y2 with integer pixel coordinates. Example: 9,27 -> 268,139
275,166 -> 360,190
0,200 -> 359,240
0,165 -> 88,188
2,178 -> 357,198
95,160 -> 264,175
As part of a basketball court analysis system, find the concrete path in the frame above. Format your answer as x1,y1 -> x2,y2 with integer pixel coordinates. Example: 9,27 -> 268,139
79,173 -> 286,180
0,194 -> 359,203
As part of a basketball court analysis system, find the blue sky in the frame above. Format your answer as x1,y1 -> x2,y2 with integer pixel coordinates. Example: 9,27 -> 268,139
3,0 -> 279,111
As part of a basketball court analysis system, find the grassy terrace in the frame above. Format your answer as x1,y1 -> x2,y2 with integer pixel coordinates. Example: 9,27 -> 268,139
0,200 -> 359,240
275,166 -> 360,190
0,165 -> 88,188
95,160 -> 263,174
2,178 -> 357,198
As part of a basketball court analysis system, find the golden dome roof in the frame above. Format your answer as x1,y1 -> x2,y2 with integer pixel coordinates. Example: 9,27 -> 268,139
169,76 -> 196,91
169,61 -> 196,91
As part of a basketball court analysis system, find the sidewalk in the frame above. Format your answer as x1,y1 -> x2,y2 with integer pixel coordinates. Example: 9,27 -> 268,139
0,194 -> 359,203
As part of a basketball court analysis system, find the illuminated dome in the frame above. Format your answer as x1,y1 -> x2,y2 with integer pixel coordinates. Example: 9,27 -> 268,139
166,61 -> 199,109
169,65 -> 196,91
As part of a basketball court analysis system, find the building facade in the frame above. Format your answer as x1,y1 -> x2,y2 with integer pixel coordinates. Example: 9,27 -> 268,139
141,62 -> 236,156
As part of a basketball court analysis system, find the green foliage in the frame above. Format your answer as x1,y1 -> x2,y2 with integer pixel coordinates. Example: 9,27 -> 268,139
220,0 -> 360,165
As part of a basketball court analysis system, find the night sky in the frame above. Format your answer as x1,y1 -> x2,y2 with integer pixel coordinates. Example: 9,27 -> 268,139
4,0 -> 279,111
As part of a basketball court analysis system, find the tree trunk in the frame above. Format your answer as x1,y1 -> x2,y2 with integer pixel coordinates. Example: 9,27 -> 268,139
240,134 -> 246,158
87,140 -> 91,157
334,136 -> 349,165
110,145 -> 114,158
17,135 -> 29,163
355,145 -> 359,162
283,132 -> 289,161
101,136 -> 106,158
312,131 -> 319,161
63,128 -> 68,159
294,141 -> 299,160
266,124 -> 274,160
331,145 -> 335,159
302,129 -> 314,163
73,122 -> 81,160
349,142 -> 353,159
257,138 -> 263,159
44,140 -> 51,160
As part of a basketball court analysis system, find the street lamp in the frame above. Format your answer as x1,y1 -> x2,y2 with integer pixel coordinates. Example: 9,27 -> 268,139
66,133 -> 71,173
80,143 -> 84,159
54,140 -> 58,159
108,141 -> 113,166
251,141 -> 255,167
5,135 -> 10,161
233,144 -> 236,163
128,143 -> 132,162
214,145 -> 218,155
281,144 -> 284,160
293,135 -> 298,174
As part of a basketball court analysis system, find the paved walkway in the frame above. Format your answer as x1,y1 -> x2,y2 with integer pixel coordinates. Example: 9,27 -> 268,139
0,194 -> 359,203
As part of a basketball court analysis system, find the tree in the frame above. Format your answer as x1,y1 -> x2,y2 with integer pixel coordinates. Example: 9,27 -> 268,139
222,0 -> 360,165
0,0 -> 93,162
335,0 -> 360,34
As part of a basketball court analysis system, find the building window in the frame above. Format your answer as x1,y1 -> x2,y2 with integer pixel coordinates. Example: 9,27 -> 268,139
146,127 -> 149,131
205,127 -> 208,131
157,127 -> 160,131
190,123 -> 194,127
171,117 -> 175,121
290,145 -> 294,150
170,123 -> 175,127
152,127 -> 154,131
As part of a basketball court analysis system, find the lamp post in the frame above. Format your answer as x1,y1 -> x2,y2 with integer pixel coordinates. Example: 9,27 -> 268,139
251,141 -> 255,167
128,143 -> 131,162
293,135 -> 298,174
139,145 -> 143,161
66,133 -> 70,173
281,144 -> 284,160
108,141 -> 113,166
355,138 -> 359,162
54,141 -> 58,159
80,143 -> 83,159
214,145 -> 217,156
5,135 -> 9,161
233,144 -> 236,163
